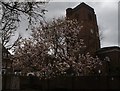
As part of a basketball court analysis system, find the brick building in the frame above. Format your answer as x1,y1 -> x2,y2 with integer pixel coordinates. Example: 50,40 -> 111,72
96,46 -> 120,76
66,2 -> 120,76
66,2 -> 100,56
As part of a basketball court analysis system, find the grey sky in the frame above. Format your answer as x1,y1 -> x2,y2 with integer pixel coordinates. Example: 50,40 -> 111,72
9,0 -> 119,49
44,1 -> 119,47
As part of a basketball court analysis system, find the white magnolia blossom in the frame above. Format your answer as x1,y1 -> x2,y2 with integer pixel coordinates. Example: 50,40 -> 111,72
13,18 -> 103,79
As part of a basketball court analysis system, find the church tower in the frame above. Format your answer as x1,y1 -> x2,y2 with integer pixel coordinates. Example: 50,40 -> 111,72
66,2 -> 100,56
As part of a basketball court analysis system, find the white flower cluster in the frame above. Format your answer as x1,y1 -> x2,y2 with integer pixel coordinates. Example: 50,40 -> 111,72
13,18 -> 103,79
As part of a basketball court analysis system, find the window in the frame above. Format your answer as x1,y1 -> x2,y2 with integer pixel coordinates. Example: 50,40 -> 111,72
105,56 -> 110,62
98,70 -> 101,74
90,29 -> 94,34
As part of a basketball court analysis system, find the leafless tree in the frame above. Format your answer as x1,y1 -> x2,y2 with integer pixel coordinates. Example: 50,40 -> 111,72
0,1 -> 48,50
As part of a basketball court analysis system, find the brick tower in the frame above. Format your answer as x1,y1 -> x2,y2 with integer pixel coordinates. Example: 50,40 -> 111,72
66,2 -> 100,56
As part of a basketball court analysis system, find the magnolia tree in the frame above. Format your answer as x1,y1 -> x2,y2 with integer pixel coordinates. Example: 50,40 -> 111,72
13,18 -> 102,79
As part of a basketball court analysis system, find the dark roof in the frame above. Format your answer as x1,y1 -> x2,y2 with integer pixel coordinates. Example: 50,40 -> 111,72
66,2 -> 95,15
73,2 -> 94,12
96,46 -> 120,53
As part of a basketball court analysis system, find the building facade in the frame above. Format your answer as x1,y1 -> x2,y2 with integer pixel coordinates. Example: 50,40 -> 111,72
66,2 -> 120,76
96,46 -> 120,75
66,2 -> 100,56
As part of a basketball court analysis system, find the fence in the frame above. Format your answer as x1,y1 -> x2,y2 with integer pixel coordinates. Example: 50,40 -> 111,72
2,75 -> 120,91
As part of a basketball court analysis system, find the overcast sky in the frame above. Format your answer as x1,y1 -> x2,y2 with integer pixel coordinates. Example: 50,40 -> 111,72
43,0 -> 119,48
10,0 -> 119,48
